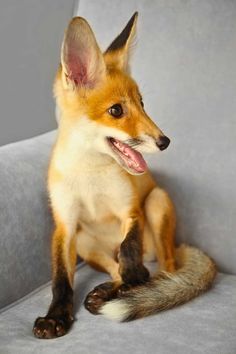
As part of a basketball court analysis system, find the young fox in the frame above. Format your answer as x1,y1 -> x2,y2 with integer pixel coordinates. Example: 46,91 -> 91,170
33,13 -> 216,339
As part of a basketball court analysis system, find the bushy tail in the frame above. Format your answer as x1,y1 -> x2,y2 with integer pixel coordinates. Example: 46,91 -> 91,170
100,244 -> 217,321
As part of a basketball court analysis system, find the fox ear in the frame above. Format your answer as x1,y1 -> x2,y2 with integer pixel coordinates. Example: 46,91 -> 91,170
61,17 -> 106,89
104,12 -> 138,73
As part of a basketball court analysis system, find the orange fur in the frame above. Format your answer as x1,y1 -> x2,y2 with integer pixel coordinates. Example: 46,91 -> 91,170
54,66 -> 162,139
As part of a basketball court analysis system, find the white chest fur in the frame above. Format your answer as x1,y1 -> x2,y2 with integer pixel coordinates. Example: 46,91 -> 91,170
50,151 -> 134,235
72,165 -> 132,222
49,117 -> 136,237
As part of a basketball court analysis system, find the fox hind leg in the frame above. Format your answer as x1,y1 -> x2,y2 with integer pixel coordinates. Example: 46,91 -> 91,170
76,231 -> 122,314
76,230 -> 121,281
144,187 -> 176,273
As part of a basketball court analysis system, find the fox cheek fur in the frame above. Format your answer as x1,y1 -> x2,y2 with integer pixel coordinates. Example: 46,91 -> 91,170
33,12 -> 216,339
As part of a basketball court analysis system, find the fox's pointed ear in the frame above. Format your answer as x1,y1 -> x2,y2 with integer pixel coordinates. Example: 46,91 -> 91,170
61,17 -> 106,90
104,12 -> 138,72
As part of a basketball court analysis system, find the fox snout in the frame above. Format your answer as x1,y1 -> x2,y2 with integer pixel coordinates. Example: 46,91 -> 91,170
156,135 -> 170,151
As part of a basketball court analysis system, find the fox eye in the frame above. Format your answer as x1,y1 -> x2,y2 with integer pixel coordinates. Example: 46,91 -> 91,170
108,104 -> 123,118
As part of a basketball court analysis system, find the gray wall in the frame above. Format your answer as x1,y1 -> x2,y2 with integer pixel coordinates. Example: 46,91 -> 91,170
0,0 -> 75,146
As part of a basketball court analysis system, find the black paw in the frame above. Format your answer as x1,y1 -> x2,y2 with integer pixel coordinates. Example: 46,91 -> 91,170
121,264 -> 150,286
84,282 -> 117,315
33,315 -> 73,339
117,283 -> 132,296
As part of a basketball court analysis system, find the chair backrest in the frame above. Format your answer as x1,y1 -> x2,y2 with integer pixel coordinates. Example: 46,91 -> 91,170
77,0 -> 236,274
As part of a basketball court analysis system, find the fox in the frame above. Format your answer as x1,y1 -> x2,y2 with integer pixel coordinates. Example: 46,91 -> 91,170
33,12 -> 216,339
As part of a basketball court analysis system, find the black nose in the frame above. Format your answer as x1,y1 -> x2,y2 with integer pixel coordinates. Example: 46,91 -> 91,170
156,136 -> 170,151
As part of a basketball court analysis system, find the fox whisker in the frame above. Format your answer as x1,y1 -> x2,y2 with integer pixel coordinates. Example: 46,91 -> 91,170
125,138 -> 143,148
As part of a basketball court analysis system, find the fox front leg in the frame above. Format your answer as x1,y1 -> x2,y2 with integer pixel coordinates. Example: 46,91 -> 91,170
33,226 -> 77,339
118,215 -> 150,286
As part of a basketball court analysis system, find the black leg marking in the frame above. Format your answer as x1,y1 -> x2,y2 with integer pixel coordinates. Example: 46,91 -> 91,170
119,221 -> 150,286
33,272 -> 74,339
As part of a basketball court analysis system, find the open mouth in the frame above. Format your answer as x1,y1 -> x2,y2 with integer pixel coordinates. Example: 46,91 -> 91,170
107,137 -> 147,174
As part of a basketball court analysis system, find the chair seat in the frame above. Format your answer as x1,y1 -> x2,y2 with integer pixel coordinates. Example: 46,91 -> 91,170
0,263 -> 235,354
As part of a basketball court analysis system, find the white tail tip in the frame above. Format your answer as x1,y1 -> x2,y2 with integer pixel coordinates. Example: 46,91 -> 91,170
99,299 -> 130,322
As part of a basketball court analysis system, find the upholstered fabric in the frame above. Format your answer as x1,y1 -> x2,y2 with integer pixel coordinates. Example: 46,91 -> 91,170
77,0 -> 236,275
0,132 -> 56,309
0,264 -> 235,354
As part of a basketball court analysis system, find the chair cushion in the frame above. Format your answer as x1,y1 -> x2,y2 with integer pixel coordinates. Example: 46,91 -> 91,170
0,263 -> 235,354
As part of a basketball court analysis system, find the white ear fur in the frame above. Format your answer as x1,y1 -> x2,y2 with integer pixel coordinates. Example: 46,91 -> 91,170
61,17 -> 106,89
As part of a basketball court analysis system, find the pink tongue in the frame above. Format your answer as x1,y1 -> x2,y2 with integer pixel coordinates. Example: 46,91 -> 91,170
113,140 -> 147,173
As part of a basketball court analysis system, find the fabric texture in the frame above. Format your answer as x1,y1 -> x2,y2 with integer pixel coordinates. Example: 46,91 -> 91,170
0,263 -> 235,354
0,132 -> 56,309
77,0 -> 236,275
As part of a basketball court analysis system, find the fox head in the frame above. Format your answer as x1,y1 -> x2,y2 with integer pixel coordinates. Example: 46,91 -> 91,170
54,12 -> 170,175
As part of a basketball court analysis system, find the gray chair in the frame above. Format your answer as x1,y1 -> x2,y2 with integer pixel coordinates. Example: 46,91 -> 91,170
0,1 -> 235,353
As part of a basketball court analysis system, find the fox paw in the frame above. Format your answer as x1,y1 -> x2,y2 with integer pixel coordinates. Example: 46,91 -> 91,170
117,283 -> 133,296
84,282 -> 117,315
33,315 -> 73,339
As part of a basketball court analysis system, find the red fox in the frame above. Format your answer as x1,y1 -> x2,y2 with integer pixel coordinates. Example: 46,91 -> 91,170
33,12 -> 216,339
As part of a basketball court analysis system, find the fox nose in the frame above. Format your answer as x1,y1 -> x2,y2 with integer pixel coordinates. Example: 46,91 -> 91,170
156,136 -> 170,151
